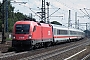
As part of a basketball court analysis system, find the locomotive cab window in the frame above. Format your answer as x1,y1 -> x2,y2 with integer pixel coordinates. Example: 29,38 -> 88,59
15,24 -> 30,34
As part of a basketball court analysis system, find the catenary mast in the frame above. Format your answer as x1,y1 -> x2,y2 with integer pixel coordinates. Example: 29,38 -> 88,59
41,0 -> 46,22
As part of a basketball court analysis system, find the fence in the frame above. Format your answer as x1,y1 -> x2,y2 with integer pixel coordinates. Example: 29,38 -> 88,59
0,32 -> 2,42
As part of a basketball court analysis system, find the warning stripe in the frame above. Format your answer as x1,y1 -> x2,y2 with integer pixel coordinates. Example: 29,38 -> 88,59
54,36 -> 80,38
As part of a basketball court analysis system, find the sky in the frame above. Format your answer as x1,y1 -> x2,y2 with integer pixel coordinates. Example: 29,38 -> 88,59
0,0 -> 90,30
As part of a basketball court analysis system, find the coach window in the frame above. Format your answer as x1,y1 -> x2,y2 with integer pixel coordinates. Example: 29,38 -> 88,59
77,32 -> 79,35
60,30 -> 67,35
70,31 -> 77,35
53,28 -> 56,35
76,32 -> 78,35
70,31 -> 74,35
57,29 -> 60,35
80,32 -> 82,35
70,31 -> 71,34
73,31 -> 76,34
70,31 -> 73,35
78,32 -> 80,35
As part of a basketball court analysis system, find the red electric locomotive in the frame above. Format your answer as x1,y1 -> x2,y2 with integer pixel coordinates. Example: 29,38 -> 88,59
12,20 -> 53,50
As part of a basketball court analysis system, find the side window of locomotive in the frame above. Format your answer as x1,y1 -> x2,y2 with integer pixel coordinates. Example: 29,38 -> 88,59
33,26 -> 36,32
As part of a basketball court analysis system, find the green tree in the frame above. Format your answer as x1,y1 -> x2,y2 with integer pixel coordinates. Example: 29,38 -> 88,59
0,1 -> 28,32
14,12 -> 27,21
51,21 -> 62,25
0,2 -> 3,32
8,1 -> 14,18
84,30 -> 90,37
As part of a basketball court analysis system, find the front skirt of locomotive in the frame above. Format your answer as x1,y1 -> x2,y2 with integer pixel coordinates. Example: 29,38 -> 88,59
12,40 -> 32,50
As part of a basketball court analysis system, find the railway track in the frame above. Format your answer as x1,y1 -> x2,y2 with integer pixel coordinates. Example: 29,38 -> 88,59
0,38 -> 89,60
19,39 -> 90,60
0,51 -> 28,60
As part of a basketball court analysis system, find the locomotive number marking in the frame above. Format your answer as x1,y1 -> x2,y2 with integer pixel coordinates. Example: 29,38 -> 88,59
48,31 -> 50,35
19,37 -> 24,39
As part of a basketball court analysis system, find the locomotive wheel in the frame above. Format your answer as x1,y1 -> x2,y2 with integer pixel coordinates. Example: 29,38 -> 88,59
47,42 -> 52,47
34,43 -> 40,49
44,42 -> 52,48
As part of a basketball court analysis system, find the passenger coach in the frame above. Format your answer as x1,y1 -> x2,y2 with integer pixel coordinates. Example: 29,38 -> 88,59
52,24 -> 84,43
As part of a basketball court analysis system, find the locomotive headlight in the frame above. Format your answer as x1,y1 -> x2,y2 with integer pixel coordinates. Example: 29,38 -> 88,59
28,35 -> 31,39
13,36 -> 16,39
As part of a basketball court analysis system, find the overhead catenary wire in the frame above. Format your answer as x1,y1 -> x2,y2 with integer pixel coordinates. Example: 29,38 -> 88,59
54,0 -> 84,15
29,8 -> 42,19
55,0 -> 76,11
84,8 -> 90,19
50,2 -> 68,12
49,8 -> 60,17
80,9 -> 90,19
26,7 -> 42,19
